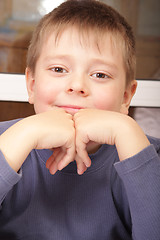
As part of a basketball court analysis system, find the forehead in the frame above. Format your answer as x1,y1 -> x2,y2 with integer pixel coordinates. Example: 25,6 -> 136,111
43,26 -> 123,57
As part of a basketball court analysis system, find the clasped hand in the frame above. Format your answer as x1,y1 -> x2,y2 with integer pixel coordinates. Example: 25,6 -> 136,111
45,108 -> 99,175
34,108 -> 149,175
0,107 -> 149,174
38,108 -> 116,175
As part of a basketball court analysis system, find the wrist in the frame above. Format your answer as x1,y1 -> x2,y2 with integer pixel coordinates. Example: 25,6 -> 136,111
0,116 -> 36,172
115,115 -> 150,161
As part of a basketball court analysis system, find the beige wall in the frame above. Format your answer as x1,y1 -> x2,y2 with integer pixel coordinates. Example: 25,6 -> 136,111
102,0 -> 160,79
0,0 -> 160,79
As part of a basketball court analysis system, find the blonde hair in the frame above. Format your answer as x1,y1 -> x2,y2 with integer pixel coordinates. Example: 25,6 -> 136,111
27,0 -> 136,84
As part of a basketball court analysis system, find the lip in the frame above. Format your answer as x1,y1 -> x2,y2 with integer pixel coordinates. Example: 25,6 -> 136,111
58,105 -> 84,114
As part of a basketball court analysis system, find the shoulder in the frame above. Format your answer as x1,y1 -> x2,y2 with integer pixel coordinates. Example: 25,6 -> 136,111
147,135 -> 160,153
0,119 -> 21,135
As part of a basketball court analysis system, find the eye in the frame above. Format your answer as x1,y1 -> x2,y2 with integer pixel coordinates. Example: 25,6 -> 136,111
51,67 -> 68,73
92,72 -> 111,79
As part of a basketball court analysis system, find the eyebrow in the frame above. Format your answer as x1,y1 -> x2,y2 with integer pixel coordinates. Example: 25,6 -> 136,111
43,55 -> 72,63
43,55 -> 119,73
90,58 -> 118,71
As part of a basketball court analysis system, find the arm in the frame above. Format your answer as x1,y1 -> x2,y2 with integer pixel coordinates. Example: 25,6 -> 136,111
72,109 -> 159,239
0,150 -> 22,206
0,109 -> 76,173
73,108 -> 150,164
0,109 -> 80,204
115,144 -> 160,240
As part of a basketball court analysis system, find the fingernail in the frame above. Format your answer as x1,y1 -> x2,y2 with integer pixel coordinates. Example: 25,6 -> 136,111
77,169 -> 83,175
86,162 -> 91,168
58,162 -> 63,171
58,166 -> 63,171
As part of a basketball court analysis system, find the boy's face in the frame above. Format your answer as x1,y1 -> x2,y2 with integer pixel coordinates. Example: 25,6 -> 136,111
26,27 -> 136,115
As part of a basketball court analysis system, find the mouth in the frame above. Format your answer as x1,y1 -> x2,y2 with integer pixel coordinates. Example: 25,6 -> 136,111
58,105 -> 84,114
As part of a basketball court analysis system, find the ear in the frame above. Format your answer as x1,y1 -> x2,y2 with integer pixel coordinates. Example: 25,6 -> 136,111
120,80 -> 137,115
25,67 -> 35,104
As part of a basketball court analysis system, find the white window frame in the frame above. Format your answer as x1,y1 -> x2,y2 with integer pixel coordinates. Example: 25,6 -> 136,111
0,73 -> 160,107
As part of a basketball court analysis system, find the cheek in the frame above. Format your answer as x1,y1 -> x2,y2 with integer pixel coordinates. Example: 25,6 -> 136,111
34,83 -> 59,113
92,87 -> 123,111
93,94 -> 115,110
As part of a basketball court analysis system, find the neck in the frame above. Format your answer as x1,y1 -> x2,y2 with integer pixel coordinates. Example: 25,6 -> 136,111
87,142 -> 101,154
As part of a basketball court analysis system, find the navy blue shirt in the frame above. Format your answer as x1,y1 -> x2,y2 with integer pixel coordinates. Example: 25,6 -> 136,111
0,119 -> 160,239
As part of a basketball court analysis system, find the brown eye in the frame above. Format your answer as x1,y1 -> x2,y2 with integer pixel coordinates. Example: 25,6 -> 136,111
54,67 -> 65,73
50,66 -> 68,74
92,72 -> 110,79
96,73 -> 107,78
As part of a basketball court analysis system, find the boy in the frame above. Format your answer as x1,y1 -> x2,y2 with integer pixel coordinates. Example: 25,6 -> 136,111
0,0 -> 160,239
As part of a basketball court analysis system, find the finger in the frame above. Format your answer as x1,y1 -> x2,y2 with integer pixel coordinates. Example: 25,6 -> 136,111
75,154 -> 87,175
49,150 -> 66,174
48,161 -> 58,175
58,146 -> 76,171
46,148 -> 60,169
76,136 -> 91,168
75,125 -> 92,168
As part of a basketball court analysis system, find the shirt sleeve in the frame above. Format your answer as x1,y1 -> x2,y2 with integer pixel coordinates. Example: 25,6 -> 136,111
114,144 -> 160,240
0,150 -> 22,207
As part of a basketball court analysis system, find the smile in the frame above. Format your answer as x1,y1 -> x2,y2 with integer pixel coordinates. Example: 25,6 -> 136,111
58,105 -> 84,114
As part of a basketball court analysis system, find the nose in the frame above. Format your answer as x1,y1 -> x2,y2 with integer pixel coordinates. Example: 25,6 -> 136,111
66,75 -> 89,97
